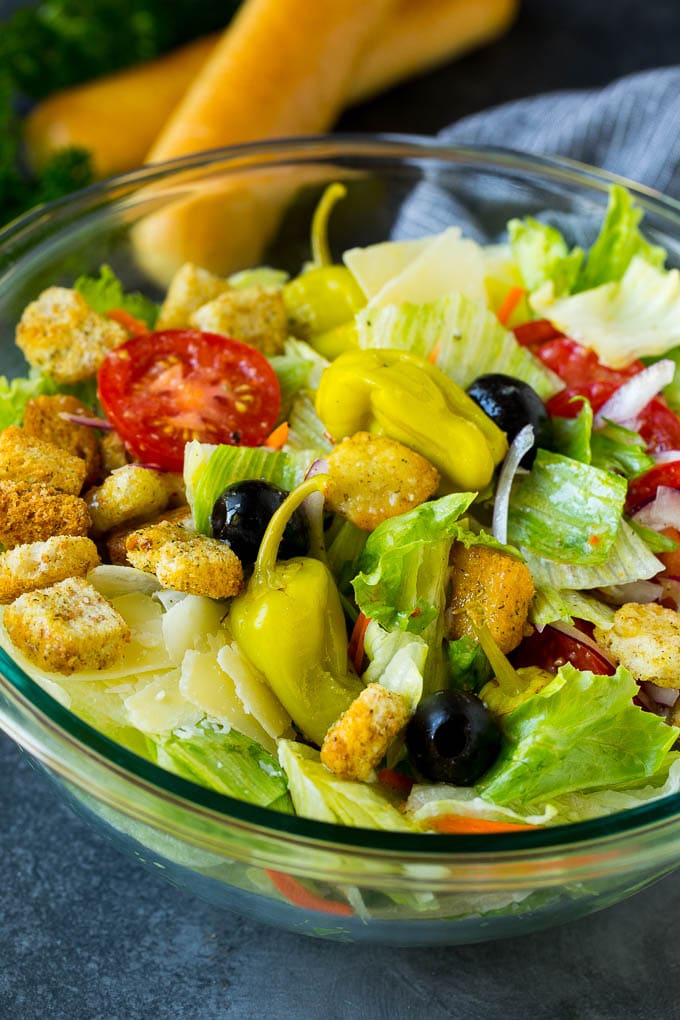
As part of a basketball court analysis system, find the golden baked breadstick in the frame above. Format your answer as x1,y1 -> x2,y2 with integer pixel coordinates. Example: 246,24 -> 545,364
24,0 -> 517,178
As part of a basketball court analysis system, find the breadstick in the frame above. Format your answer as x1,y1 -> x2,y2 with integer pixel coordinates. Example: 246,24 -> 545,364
24,0 -> 517,179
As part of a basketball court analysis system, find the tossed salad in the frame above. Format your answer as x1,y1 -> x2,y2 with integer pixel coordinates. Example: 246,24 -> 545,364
3,182 -> 680,836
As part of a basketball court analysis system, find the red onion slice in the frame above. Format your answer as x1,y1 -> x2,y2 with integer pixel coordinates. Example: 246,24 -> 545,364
58,411 -> 113,431
600,579 -> 664,604
652,450 -> 680,464
593,359 -> 675,429
304,457 -> 329,480
492,424 -> 534,545
633,485 -> 680,530
548,619 -> 618,668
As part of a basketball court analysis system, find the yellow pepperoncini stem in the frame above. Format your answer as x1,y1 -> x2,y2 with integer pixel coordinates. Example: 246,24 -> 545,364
229,475 -> 363,747
315,348 -> 508,492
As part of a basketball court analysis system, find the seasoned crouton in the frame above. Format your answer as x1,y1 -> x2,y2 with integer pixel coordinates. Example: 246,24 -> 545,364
594,603 -> 680,688
15,287 -> 127,384
156,262 -> 230,329
99,431 -> 129,474
3,576 -> 130,674
0,425 -> 87,494
190,286 -> 287,355
0,536 -> 100,603
85,465 -> 171,535
0,480 -> 91,549
126,522 -> 242,598
155,537 -> 243,598
320,683 -> 411,781
325,432 -> 440,531
106,506 -> 193,566
23,394 -> 101,486
446,544 -> 535,655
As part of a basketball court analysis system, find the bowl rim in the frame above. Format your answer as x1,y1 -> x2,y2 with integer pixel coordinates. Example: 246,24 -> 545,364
2,132 -> 680,856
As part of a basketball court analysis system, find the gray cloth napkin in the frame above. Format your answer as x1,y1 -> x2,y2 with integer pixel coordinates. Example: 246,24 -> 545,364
399,66 -> 680,239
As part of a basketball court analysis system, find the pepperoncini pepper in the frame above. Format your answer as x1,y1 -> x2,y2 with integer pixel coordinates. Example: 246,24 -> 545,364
229,476 -> 362,746
315,349 -> 508,492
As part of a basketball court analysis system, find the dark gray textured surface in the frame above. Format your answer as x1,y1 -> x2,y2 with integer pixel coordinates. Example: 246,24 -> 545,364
3,2 -> 680,1017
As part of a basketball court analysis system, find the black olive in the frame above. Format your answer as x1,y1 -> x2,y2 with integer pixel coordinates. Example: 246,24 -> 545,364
466,373 -> 551,465
405,690 -> 502,785
210,480 -> 309,566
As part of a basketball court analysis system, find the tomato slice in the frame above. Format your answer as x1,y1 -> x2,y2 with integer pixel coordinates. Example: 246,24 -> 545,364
98,330 -> 281,472
512,625 -> 615,675
513,319 -> 563,349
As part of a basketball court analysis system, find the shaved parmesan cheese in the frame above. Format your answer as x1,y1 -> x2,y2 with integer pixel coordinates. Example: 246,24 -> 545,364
217,643 -> 292,740
124,669 -> 202,733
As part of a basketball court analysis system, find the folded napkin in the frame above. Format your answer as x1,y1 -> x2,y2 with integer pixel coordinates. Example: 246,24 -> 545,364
399,66 -> 680,238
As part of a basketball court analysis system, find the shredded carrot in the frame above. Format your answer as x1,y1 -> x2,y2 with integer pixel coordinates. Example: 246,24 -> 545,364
496,286 -> 526,326
426,815 -> 538,834
427,341 -> 442,364
348,611 -> 370,674
264,421 -> 289,449
377,768 -> 414,795
107,308 -> 149,335
265,869 -> 353,916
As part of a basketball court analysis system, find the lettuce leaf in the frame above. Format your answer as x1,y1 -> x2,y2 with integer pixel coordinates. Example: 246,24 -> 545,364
157,720 -> 292,809
507,450 -> 627,565
508,216 -> 583,296
531,256 -> 680,369
357,292 -> 563,400
0,371 -> 58,429
522,520 -> 662,590
362,621 -> 427,711
576,184 -> 666,292
278,739 -> 416,830
74,264 -> 159,327
352,492 -> 476,634
446,635 -> 493,693
478,663 -> 677,807
530,586 -> 615,631
552,401 -> 653,479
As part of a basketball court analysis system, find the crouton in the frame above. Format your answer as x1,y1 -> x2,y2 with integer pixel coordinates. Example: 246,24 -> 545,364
85,464 -> 171,535
0,425 -> 87,494
4,576 -> 130,674
594,603 -> 680,688
325,432 -> 440,531
99,431 -> 129,474
156,262 -> 231,329
106,506 -> 193,565
320,683 -> 411,781
0,480 -> 91,549
190,286 -> 288,355
126,522 -> 242,598
22,394 -> 101,486
15,287 -> 127,384
446,543 -> 535,655
0,536 -> 100,603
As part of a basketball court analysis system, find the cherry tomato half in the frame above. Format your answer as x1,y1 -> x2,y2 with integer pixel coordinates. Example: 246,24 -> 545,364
98,329 -> 281,472
625,460 -> 680,514
512,625 -> 615,676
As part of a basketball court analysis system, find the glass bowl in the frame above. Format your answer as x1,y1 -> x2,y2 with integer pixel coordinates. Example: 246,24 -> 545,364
2,136 -> 680,947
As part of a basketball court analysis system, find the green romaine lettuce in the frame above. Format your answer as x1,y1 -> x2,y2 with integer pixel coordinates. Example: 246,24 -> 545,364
158,721 -> 292,810
552,401 -> 653,479
508,216 -> 583,296
478,664 -> 677,807
278,740 -> 415,830
446,635 -> 493,693
530,586 -> 615,631
576,184 -> 666,292
362,621 -> 427,711
74,264 -> 159,327
507,450 -> 627,565
0,371 -> 58,429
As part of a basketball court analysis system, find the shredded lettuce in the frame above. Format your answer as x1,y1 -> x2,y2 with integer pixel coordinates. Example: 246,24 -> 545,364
508,217 -> 583,296
478,664 -> 677,807
507,450 -> 627,565
0,371 -> 58,429
531,256 -> 680,369
278,740 -> 416,830
157,720 -> 292,809
357,292 -> 563,400
530,586 -> 615,631
523,520 -> 662,590
576,184 -> 666,292
74,264 -> 159,327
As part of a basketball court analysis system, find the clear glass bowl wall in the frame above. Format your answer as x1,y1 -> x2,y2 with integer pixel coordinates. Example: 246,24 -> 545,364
2,138 -> 680,946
